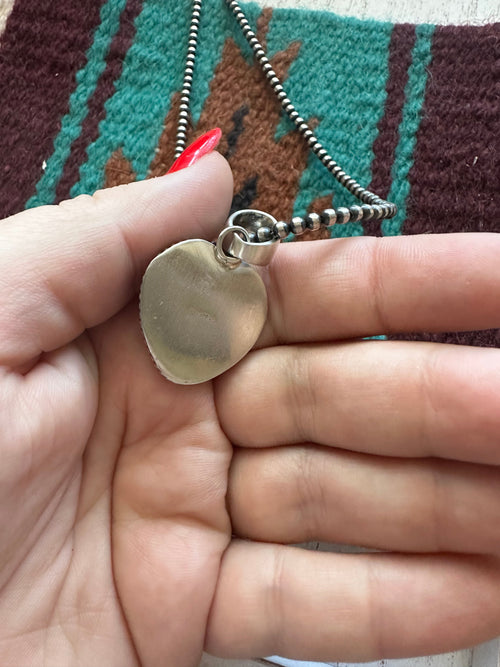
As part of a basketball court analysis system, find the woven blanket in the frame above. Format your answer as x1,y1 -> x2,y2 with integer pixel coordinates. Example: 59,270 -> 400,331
0,0 -> 498,348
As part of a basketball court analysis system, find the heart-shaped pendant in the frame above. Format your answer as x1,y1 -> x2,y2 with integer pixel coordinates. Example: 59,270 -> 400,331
140,238 -> 267,384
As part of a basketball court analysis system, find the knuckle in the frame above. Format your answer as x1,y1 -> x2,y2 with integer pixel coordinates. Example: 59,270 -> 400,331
367,237 -> 392,334
293,447 -> 324,539
268,545 -> 288,652
286,347 -> 317,443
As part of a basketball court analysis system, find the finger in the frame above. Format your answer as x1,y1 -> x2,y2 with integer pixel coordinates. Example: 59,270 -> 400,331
0,153 -> 233,367
205,541 -> 500,662
260,233 -> 500,347
215,340 -> 500,464
228,445 -> 500,555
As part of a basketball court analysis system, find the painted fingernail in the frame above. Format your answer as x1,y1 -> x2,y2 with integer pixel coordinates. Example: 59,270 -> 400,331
166,128 -> 222,174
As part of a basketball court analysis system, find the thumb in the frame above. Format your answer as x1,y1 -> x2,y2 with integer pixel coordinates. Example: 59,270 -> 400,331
0,153 -> 233,368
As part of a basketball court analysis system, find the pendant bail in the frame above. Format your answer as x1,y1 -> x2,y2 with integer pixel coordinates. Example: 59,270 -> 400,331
227,209 -> 280,266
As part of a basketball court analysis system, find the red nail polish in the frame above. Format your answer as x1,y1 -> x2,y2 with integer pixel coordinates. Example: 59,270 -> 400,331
166,128 -> 222,174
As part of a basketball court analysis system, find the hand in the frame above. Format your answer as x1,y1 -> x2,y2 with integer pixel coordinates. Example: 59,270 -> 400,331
1,153 -> 500,667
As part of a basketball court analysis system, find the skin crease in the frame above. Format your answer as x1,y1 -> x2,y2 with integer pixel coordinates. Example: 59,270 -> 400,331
1,154 -> 500,666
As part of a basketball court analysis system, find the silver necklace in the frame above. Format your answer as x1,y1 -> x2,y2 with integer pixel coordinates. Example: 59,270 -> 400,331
139,0 -> 397,385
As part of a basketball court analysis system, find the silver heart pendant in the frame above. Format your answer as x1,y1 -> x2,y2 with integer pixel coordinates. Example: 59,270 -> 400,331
140,238 -> 268,384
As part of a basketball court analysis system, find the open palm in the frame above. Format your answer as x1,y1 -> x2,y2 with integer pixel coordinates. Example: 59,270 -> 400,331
0,155 -> 235,667
2,154 -> 500,667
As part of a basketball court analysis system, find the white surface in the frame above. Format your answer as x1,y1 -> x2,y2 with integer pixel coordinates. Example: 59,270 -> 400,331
266,654 -> 474,667
267,657 -> 473,667
201,645 -> 499,667
253,0 -> 499,24
472,639 -> 500,667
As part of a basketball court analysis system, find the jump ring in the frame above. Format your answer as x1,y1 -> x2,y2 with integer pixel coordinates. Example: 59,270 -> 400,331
214,225 -> 250,267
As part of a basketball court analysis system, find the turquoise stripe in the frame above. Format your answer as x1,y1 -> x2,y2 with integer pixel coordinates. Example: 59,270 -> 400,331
266,8 -> 393,238
72,1 -> 260,195
382,23 -> 435,236
26,0 -> 128,208
72,0 -> 190,195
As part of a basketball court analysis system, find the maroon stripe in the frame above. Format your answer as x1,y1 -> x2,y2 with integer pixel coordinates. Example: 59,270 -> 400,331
403,23 -> 500,236
55,0 -> 143,202
389,329 -> 500,347
364,22 -> 416,236
0,0 -> 106,219
392,23 -> 500,348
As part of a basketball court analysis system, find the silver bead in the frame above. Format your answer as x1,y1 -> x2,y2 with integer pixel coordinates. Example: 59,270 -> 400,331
336,207 -> 351,224
256,226 -> 272,242
320,208 -> 337,226
348,205 -> 363,222
372,205 -> 384,219
305,212 -> 321,231
275,221 -> 290,238
361,204 -> 374,220
290,216 -> 306,235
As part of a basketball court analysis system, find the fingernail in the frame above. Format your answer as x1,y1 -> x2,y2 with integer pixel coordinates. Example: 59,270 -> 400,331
166,128 -> 222,174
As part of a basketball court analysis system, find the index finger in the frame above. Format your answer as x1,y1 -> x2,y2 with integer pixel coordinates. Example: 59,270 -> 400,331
259,233 -> 500,346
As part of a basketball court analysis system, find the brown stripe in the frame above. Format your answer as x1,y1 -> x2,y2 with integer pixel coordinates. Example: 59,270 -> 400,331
0,0 -> 106,219
105,148 -> 136,188
364,22 -> 416,236
55,0 -> 143,202
393,23 -> 500,348
404,23 -> 500,236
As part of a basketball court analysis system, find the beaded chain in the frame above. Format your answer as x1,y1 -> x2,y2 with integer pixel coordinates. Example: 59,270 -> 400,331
175,0 -> 398,241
